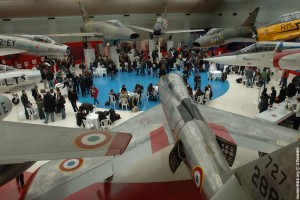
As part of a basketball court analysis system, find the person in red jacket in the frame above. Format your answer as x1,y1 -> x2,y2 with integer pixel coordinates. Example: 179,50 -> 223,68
91,84 -> 100,105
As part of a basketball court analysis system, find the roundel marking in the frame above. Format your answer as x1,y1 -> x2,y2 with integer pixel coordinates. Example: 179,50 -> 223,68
75,131 -> 112,149
193,166 -> 204,192
59,158 -> 84,172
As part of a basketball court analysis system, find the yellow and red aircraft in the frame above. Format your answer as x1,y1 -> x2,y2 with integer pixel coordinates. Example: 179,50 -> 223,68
256,11 -> 300,41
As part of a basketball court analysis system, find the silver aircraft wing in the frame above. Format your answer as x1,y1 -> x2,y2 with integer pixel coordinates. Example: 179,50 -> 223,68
0,48 -> 27,56
128,25 -> 153,33
24,104 -> 174,200
165,29 -> 204,34
199,105 -> 299,153
0,121 -> 132,164
48,33 -> 104,37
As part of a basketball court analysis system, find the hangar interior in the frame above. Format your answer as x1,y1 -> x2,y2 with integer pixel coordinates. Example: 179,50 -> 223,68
0,0 -> 299,200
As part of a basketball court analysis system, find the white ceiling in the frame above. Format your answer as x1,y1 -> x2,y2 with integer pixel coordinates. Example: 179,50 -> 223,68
0,0 -> 223,19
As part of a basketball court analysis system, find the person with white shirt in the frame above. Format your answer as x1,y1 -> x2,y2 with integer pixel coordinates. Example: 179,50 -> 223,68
293,97 -> 300,130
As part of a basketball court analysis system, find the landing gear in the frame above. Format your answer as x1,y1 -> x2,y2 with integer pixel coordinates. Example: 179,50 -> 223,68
11,93 -> 20,105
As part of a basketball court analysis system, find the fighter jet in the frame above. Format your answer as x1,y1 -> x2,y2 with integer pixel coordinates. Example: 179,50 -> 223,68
193,7 -> 259,48
0,34 -> 70,58
49,2 -> 139,45
0,73 -> 295,199
256,11 -> 300,41
0,64 -> 41,93
204,41 -> 300,71
128,10 -> 204,38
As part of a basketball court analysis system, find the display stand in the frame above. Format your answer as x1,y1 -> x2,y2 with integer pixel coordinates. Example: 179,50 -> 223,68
108,45 -> 120,70
148,39 -> 155,61
84,48 -> 95,66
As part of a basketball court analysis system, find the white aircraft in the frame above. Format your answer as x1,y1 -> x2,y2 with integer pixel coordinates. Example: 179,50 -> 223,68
0,73 -> 297,199
128,10 -> 204,38
0,64 -> 41,93
205,41 -> 300,71
0,34 -> 70,58
49,2 -> 139,45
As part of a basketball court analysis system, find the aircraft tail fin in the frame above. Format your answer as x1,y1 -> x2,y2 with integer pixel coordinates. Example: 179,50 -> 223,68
78,1 -> 91,24
241,7 -> 259,27
216,141 -> 298,200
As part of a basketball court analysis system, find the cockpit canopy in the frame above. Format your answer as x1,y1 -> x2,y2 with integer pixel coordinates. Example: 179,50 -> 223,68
107,20 -> 127,29
157,17 -> 164,23
206,28 -> 224,35
238,43 -> 276,54
19,34 -> 54,43
268,11 -> 300,26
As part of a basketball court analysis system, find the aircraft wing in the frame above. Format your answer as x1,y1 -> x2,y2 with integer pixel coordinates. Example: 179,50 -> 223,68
199,105 -> 299,153
0,121 -> 132,164
211,141 -> 298,200
48,33 -> 104,37
24,104 -> 174,200
223,37 -> 256,43
0,48 -> 27,56
128,25 -> 153,33
165,29 -> 204,34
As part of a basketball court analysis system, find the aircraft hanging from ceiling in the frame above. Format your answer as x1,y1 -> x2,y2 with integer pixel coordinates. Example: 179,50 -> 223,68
49,2 -> 140,46
204,41 -> 300,71
128,7 -> 204,39
0,34 -> 70,58
193,7 -> 259,48
0,73 -> 297,199
256,11 -> 300,41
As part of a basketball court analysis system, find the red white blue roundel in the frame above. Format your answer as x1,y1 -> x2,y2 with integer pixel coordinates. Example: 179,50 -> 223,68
193,166 -> 204,192
59,158 -> 83,172
75,131 -> 112,149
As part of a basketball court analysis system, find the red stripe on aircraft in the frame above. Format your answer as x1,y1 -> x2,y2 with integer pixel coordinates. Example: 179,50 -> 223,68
105,132 -> 132,156
207,123 -> 236,144
273,50 -> 300,68
150,127 -> 170,154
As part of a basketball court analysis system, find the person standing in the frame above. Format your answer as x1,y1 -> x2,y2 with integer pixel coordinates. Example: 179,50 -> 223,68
43,91 -> 56,124
56,91 -> 66,119
269,86 -> 277,108
21,90 -> 31,120
260,68 -> 268,89
79,74 -> 87,97
68,88 -> 79,112
36,94 -> 45,120
46,70 -> 55,89
293,97 -> 300,130
91,84 -> 100,105
245,67 -> 254,88
194,73 -> 201,91
31,85 -> 39,102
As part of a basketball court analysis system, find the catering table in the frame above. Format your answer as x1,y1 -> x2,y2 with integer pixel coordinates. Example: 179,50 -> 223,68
255,101 -> 295,124
86,113 -> 99,129
209,70 -> 222,81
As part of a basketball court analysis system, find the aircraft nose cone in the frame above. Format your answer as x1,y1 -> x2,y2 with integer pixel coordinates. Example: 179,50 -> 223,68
193,42 -> 200,47
66,46 -> 70,55
130,33 -> 140,39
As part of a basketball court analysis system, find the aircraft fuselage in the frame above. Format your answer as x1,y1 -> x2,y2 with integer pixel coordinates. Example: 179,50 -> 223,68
205,42 -> 300,71
193,26 -> 253,48
0,34 -> 70,57
82,21 -> 139,42
158,74 -> 231,198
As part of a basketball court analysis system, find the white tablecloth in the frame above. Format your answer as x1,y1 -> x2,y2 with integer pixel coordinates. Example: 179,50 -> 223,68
255,101 -> 295,124
86,113 -> 99,129
209,71 -> 222,80
55,83 -> 68,96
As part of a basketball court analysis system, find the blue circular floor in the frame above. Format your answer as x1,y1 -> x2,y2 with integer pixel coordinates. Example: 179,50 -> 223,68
78,70 -> 229,111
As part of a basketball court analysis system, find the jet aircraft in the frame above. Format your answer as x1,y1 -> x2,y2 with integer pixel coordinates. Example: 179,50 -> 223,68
0,73 -> 296,199
193,7 -> 259,48
49,2 -> 139,45
204,41 -> 300,71
0,34 -> 70,58
128,11 -> 204,38
256,11 -> 300,41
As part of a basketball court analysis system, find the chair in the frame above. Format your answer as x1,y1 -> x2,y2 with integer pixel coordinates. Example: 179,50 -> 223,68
102,68 -> 107,77
92,105 -> 97,113
204,91 -> 211,105
120,98 -> 129,110
26,107 -> 38,120
145,91 -> 150,102
109,95 -> 116,109
195,95 -> 204,105
100,119 -> 111,131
